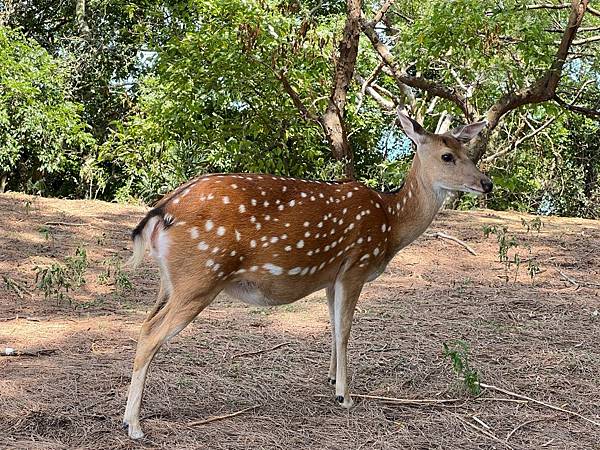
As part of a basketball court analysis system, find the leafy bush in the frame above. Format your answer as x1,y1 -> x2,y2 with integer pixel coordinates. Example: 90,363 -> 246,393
0,27 -> 95,196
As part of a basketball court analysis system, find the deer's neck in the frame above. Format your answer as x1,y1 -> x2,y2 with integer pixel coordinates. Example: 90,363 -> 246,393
383,155 -> 447,254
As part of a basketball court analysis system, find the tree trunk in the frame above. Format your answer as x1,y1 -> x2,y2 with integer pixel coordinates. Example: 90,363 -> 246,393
321,0 -> 362,179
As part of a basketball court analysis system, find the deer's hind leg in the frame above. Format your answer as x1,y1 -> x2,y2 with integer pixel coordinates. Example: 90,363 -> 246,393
123,284 -> 218,439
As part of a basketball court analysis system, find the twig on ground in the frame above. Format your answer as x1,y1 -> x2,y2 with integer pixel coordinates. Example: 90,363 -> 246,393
479,382 -> 600,427
231,342 -> 292,359
557,268 -> 579,287
188,405 -> 259,426
506,418 -> 549,442
472,415 -> 490,429
476,397 -> 528,404
557,268 -> 600,288
1,347 -> 58,357
314,393 -> 461,405
353,393 -> 461,405
0,315 -> 40,322
426,231 -> 478,255
44,221 -> 88,226
453,413 -> 514,449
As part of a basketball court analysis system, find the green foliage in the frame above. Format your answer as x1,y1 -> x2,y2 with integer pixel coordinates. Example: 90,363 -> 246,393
33,246 -> 88,306
98,256 -> 132,293
483,220 -> 542,284
1,0 -> 598,218
443,340 -> 481,396
0,26 -> 95,196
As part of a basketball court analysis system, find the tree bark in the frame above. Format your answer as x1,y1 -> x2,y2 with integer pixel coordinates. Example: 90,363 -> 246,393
321,0 -> 362,179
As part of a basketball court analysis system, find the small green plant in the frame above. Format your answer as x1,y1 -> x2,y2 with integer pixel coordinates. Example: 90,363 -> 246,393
98,256 -> 132,293
38,226 -> 52,241
482,225 -> 519,281
23,200 -> 33,215
96,232 -> 106,246
33,245 -> 88,306
443,340 -> 481,396
521,217 -> 543,233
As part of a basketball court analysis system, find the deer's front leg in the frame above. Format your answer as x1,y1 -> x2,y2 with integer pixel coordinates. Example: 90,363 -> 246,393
332,277 -> 363,408
326,285 -> 336,385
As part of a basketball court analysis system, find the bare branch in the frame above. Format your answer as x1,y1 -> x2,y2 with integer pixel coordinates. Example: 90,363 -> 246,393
554,94 -> 600,117
355,76 -> 396,110
526,3 -> 570,10
356,61 -> 386,111
570,34 -> 600,44
482,116 -> 556,164
546,25 -> 600,32
370,0 -> 396,26
274,70 -> 320,123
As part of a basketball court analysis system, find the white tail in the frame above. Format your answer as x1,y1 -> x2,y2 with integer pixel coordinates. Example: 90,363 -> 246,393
123,112 -> 492,439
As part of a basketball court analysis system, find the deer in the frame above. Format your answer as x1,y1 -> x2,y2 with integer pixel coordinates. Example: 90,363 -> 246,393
123,111 -> 493,439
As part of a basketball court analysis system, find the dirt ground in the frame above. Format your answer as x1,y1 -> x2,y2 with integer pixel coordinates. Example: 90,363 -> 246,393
1,192 -> 599,450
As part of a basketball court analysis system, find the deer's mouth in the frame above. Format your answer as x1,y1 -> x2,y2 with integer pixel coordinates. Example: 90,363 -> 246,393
461,184 -> 486,195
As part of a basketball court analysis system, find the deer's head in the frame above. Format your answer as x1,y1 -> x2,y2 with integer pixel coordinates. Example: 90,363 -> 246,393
397,112 -> 493,196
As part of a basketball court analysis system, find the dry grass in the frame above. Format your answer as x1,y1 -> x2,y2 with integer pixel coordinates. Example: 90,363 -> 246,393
1,192 -> 599,449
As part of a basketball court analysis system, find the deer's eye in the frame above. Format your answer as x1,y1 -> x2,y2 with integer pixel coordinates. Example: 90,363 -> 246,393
441,153 -> 455,163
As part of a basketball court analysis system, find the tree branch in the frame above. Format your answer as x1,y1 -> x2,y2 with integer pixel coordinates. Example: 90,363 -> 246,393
274,70 -> 320,123
570,34 -> 600,45
466,0 -> 590,163
369,0 -> 396,27
361,21 -> 472,120
554,94 -> 600,117
355,73 -> 396,111
356,62 -> 388,111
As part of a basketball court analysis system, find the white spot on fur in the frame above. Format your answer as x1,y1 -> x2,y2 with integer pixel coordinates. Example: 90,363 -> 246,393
296,240 -> 304,248
190,227 -> 199,239
288,267 -> 302,275
239,204 -> 246,213
205,220 -> 214,231
198,241 -> 208,251
223,196 -> 230,204
263,263 -> 283,275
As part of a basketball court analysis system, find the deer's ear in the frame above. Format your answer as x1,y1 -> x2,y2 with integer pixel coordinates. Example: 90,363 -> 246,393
449,121 -> 487,143
396,111 -> 427,145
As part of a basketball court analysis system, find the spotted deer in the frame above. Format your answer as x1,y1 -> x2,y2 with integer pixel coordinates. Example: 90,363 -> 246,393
123,112 -> 493,439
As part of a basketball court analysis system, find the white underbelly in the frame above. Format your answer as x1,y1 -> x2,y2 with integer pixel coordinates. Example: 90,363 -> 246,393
223,280 -> 291,306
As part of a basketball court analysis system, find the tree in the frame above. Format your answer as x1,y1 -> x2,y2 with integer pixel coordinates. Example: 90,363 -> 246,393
0,27 -> 95,195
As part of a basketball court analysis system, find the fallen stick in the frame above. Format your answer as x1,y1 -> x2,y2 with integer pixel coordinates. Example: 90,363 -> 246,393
506,418 -> 549,442
44,221 -> 87,227
557,268 -> 600,288
352,393 -> 461,405
479,382 -> 600,427
426,231 -> 478,256
453,413 -> 514,449
188,405 -> 258,426
476,397 -> 528,404
0,315 -> 40,322
232,342 -> 292,359
1,347 -> 58,357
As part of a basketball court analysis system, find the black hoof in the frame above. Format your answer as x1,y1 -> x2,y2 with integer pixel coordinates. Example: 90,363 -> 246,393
336,395 -> 344,404
328,377 -> 336,385
122,421 -> 129,430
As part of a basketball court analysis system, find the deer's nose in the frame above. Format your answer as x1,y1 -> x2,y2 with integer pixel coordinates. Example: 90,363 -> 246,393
481,178 -> 493,193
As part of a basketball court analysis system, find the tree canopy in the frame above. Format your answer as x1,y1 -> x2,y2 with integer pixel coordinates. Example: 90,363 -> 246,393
2,0 -> 599,217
